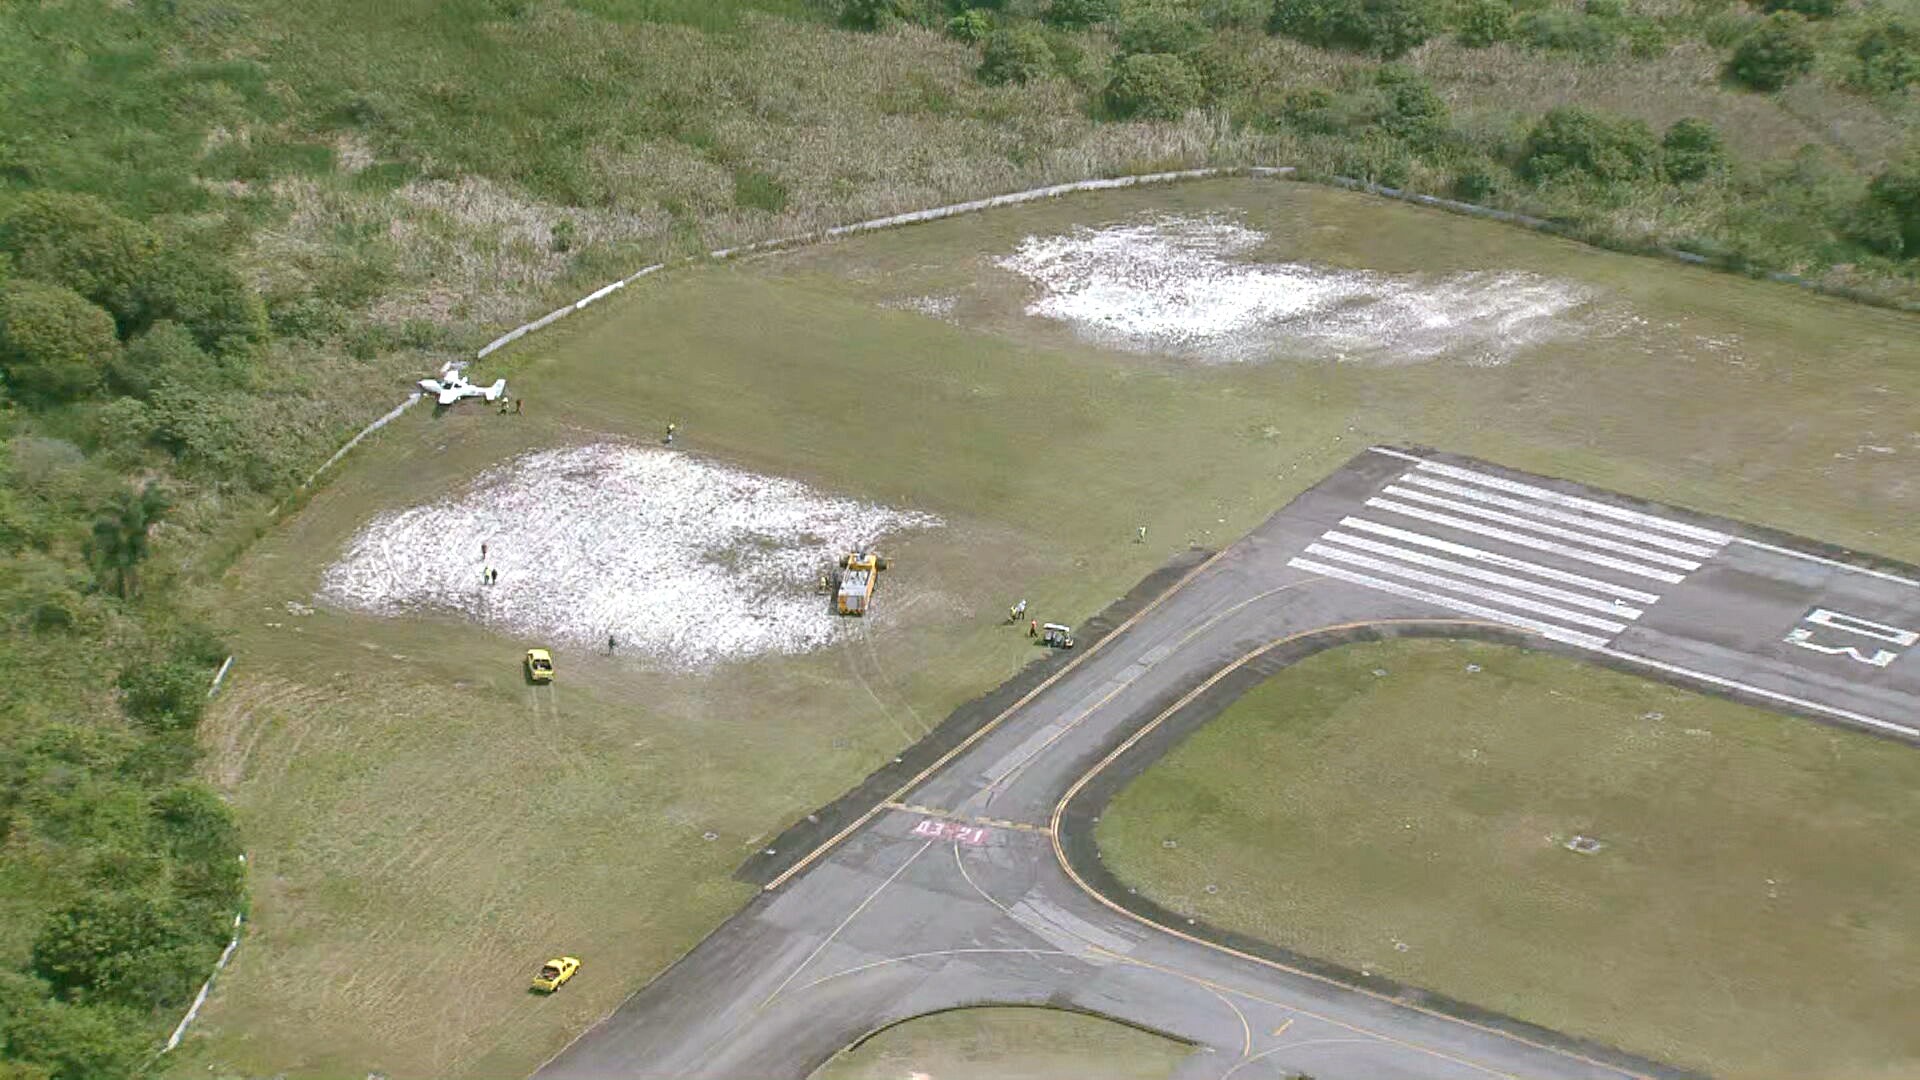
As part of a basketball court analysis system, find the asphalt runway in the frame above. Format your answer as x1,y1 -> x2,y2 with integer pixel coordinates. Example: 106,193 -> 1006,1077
533,447 -> 1920,1080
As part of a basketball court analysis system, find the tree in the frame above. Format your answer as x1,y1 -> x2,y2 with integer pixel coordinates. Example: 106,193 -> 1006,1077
0,987 -> 149,1080
1374,64 -> 1450,146
107,321 -> 212,401
86,484 -> 168,600
1521,106 -> 1661,183
117,660 -> 206,732
946,8 -> 995,42
0,192 -> 159,335
1046,0 -> 1121,27
1661,117 -> 1727,182
29,892 -> 218,1010
1105,53 -> 1205,119
135,247 -> 268,357
1271,0 -> 1439,58
1455,0 -> 1511,45
1858,151 -> 1920,257
1727,13 -> 1815,91
978,27 -> 1056,84
1852,17 -> 1920,94
1756,0 -> 1836,18
1116,5 -> 1210,55
0,282 -> 119,406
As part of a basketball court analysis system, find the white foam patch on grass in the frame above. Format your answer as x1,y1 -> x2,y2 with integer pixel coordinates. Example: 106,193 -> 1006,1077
319,444 -> 940,671
995,215 -> 1591,364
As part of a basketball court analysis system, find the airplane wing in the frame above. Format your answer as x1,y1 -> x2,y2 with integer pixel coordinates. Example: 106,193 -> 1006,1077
438,387 -> 465,405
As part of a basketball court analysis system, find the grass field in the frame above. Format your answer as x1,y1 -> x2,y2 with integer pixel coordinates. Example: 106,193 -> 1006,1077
811,1007 -> 1189,1080
1095,638 -> 1920,1078
181,178 -> 1920,1078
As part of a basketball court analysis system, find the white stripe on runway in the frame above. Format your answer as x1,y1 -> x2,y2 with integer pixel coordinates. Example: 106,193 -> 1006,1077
1338,518 -> 1662,604
1598,647 -> 1919,739
1399,456 -> 1732,544
1288,557 -> 1612,649
1301,545 -> 1631,634
1380,486 -> 1704,571
1316,532 -> 1645,618
1395,474 -> 1722,558
1363,499 -> 1688,584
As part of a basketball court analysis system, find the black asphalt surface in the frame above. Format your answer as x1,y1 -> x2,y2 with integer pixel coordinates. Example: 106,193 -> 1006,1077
534,447 -> 1920,1080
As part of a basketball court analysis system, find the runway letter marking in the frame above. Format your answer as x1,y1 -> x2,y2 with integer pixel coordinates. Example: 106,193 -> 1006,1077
1783,608 -> 1917,669
912,819 -> 988,845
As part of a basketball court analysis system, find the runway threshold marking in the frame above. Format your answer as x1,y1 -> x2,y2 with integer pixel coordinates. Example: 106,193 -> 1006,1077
762,544 -> 1236,892
1051,617 -> 1657,1080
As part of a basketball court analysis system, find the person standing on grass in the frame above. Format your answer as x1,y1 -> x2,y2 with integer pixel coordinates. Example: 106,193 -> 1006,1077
515,398 -> 522,415
482,542 -> 488,561
1029,619 -> 1038,638
608,633 -> 616,654
665,421 -> 678,446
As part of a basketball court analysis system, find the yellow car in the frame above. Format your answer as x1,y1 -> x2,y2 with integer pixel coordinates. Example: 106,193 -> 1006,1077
525,648 -> 554,683
532,956 -> 580,993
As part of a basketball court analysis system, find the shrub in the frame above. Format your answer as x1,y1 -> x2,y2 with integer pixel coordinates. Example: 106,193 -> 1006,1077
979,27 -> 1056,83
1516,9 -> 1619,53
1851,17 -> 1920,94
1046,0 -> 1121,26
0,983 -> 150,1080
839,0 -> 923,29
29,891 -> 222,1009
108,321 -> 212,400
0,193 -> 159,336
135,247 -> 269,357
1521,106 -> 1661,183
1272,0 -> 1440,56
1374,65 -> 1450,146
1452,166 -> 1500,200
1200,0 -> 1271,27
118,659 -> 207,732
1857,152 -> 1920,257
947,8 -> 995,41
1191,38 -> 1260,102
0,282 -> 119,406
1661,117 -> 1727,182
1755,0 -> 1836,18
1727,13 -> 1815,90
1116,5 -> 1211,54
1455,0 -> 1512,45
1105,52 -> 1205,118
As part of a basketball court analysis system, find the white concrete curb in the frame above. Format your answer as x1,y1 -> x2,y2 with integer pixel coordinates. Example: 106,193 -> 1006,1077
162,894 -> 244,1053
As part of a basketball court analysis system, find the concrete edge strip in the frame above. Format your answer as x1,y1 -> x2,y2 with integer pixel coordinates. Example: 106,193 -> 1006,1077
161,907 -> 244,1053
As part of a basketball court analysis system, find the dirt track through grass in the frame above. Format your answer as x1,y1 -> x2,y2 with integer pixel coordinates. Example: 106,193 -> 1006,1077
1095,638 -> 1920,1078
187,178 -> 1919,1078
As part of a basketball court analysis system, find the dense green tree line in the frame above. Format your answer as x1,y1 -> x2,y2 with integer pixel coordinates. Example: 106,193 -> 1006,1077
2,185 -> 255,1080
842,0 -> 1920,276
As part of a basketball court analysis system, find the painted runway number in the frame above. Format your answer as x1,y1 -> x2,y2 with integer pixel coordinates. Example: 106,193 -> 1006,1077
912,819 -> 988,845
1783,608 -> 1917,669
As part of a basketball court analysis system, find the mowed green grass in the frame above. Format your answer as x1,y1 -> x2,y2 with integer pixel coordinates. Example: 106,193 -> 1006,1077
811,1007 -> 1189,1080
1096,639 -> 1920,1078
186,179 -> 1920,1078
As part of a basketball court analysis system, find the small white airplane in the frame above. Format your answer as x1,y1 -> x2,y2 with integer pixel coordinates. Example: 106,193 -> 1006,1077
419,363 -> 507,406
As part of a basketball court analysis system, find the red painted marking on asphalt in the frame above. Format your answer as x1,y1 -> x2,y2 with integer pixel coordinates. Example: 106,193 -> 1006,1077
912,819 -> 989,845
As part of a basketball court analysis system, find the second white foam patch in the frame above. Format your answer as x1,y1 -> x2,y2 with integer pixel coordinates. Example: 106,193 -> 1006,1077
995,214 -> 1592,365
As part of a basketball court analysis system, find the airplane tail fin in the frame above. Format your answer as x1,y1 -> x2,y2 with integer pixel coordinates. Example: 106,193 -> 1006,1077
483,380 -> 507,402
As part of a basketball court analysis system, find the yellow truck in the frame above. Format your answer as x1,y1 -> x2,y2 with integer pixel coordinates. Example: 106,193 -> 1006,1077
836,552 -> 888,616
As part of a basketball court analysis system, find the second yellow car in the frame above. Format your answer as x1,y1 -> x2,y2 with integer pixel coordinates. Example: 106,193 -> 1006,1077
532,955 -> 579,993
